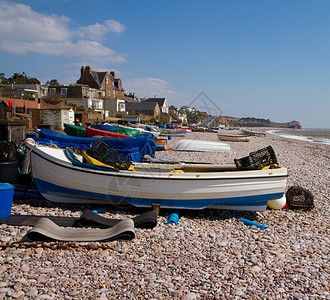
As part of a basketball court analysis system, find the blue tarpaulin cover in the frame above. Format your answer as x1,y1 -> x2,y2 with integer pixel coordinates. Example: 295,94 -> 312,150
34,129 -> 156,162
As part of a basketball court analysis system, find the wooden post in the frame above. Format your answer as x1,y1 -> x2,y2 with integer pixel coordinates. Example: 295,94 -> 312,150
152,203 -> 160,217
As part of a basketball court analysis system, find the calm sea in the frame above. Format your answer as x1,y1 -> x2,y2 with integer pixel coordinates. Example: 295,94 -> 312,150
267,129 -> 330,145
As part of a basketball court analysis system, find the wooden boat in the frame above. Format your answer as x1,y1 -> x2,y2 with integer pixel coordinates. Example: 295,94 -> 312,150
241,129 -> 266,137
174,140 -> 230,152
85,127 -> 130,138
159,128 -> 187,135
26,143 -> 287,211
64,123 -> 87,137
217,134 -> 251,142
91,124 -> 142,137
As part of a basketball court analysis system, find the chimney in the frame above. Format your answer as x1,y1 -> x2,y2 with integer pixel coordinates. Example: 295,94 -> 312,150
80,66 -> 84,81
85,66 -> 91,73
110,71 -> 115,78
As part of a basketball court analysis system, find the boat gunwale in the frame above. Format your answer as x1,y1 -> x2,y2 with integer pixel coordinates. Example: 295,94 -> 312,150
28,144 -> 288,181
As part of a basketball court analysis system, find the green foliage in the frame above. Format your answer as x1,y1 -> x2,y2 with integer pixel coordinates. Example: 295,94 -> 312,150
0,72 -> 40,84
46,79 -> 60,85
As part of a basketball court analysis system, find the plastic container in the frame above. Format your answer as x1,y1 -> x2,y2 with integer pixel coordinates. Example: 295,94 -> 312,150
165,213 -> 179,225
0,183 -> 14,218
0,161 -> 19,184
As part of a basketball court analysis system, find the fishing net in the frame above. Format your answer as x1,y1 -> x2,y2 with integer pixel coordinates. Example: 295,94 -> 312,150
286,186 -> 314,209
234,146 -> 278,170
86,140 -> 133,170
0,141 -> 17,162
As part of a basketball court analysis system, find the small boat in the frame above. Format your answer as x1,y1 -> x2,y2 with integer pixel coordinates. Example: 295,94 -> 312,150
241,129 -> 266,137
26,143 -> 288,211
85,127 -> 130,138
64,123 -> 87,137
217,134 -> 251,142
159,128 -> 187,135
174,140 -> 230,152
174,127 -> 192,132
91,124 -> 142,137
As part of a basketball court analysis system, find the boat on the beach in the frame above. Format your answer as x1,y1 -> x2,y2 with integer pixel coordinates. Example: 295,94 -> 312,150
64,123 -> 88,137
174,139 -> 230,152
26,143 -> 287,211
241,129 -> 266,137
91,124 -> 142,137
217,133 -> 251,142
85,127 -> 131,138
159,128 -> 187,137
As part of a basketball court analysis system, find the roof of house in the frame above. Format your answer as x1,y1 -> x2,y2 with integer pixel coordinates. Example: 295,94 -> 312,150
124,96 -> 139,103
144,98 -> 166,107
126,102 -> 159,110
0,100 -> 8,106
90,71 -> 107,88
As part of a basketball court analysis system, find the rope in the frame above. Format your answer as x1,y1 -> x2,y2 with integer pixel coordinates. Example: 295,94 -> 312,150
17,144 -> 31,175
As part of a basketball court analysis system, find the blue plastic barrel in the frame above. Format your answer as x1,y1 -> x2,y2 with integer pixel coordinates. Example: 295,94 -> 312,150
0,183 -> 14,218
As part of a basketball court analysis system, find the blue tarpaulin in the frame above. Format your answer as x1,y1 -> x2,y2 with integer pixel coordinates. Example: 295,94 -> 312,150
34,129 -> 156,162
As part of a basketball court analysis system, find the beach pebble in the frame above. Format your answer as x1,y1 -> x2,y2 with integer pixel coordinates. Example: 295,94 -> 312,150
0,131 -> 328,299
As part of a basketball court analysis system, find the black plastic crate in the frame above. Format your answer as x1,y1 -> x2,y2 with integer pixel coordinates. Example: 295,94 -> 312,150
234,146 -> 278,170
234,156 -> 254,170
0,141 -> 17,162
86,140 -> 132,170
286,186 -> 314,209
249,146 -> 278,168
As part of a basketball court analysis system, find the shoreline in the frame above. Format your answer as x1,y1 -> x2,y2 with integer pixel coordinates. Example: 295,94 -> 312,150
0,131 -> 329,299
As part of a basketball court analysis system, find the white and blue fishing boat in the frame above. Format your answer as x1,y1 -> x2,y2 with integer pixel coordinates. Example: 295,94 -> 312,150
26,143 -> 287,211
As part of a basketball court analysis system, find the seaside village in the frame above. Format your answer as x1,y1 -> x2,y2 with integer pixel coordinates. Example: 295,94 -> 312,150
0,65 -> 314,234
0,67 -> 322,298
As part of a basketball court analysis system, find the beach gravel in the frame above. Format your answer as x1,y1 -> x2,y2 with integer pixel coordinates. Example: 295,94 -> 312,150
0,130 -> 329,299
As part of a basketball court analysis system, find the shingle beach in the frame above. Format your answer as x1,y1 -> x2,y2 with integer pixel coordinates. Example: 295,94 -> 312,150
0,130 -> 329,299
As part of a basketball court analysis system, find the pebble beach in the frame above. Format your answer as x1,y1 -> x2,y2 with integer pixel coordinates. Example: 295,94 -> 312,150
0,130 -> 329,299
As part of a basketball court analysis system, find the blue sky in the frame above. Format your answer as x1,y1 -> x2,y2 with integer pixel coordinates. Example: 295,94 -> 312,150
1,0 -> 329,128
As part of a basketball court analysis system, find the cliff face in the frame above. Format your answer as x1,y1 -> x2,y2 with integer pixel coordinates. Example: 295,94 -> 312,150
226,117 -> 301,129
285,121 -> 302,129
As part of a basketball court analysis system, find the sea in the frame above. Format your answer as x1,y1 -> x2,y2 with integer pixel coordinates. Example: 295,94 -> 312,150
267,128 -> 330,145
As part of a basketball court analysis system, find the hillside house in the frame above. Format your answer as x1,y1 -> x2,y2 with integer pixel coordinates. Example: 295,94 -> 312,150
144,98 -> 169,114
125,102 -> 160,120
76,66 -> 125,115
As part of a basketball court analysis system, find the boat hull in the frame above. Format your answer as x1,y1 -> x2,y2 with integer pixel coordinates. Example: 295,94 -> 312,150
217,134 -> 251,142
29,146 -> 287,211
241,129 -> 266,137
174,140 -> 230,152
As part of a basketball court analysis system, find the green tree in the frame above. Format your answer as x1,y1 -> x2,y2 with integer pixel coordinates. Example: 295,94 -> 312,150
46,79 -> 60,85
1,72 -> 40,84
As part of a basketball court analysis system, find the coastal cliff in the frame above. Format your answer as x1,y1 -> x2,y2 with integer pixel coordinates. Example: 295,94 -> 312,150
222,117 -> 302,129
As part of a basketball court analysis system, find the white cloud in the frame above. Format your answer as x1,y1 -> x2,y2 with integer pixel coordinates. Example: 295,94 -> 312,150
0,1 -> 126,64
0,39 -> 127,63
124,77 -> 190,106
78,20 -> 126,41
0,2 -> 71,41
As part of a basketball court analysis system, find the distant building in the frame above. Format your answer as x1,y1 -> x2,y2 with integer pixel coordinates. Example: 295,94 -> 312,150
125,102 -> 160,120
76,66 -> 125,100
143,98 -> 169,114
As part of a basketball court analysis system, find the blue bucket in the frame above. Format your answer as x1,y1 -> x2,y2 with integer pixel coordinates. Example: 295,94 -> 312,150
0,183 -> 14,218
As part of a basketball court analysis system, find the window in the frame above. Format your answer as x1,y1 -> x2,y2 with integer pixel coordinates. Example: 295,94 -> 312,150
41,88 -> 47,96
61,88 -> 67,97
106,77 -> 109,84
